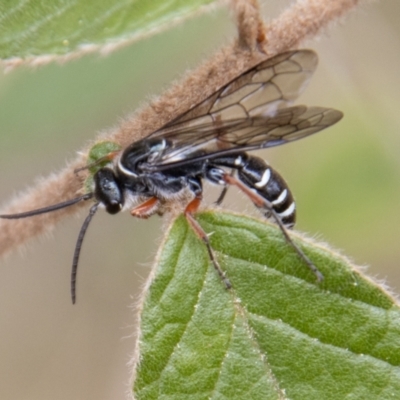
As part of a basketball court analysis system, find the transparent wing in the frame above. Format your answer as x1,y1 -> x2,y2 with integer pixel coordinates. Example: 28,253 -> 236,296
143,105 -> 343,171
151,49 -> 319,137
141,49 -> 342,170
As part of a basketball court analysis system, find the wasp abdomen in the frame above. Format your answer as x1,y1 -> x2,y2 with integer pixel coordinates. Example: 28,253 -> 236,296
235,154 -> 296,227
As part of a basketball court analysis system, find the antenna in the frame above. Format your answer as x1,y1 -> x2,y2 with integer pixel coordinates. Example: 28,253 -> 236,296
0,193 -> 94,219
0,192 -> 96,304
71,203 -> 99,304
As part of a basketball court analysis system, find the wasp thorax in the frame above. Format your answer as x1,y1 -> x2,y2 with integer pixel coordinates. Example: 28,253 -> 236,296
93,168 -> 123,214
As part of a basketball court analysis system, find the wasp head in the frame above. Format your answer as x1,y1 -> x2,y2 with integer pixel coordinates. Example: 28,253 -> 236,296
93,168 -> 124,214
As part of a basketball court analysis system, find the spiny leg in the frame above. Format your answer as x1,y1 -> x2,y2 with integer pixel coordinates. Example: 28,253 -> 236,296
222,173 -> 323,282
129,192 -> 231,288
184,196 -> 231,289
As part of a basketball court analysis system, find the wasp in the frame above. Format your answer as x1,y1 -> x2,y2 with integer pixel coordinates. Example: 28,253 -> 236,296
0,50 -> 343,303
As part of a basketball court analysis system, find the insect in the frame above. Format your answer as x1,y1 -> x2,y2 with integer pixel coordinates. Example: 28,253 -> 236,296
0,49 -> 343,303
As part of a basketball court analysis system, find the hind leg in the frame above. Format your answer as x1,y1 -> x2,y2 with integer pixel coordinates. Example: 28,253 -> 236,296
206,156 -> 324,282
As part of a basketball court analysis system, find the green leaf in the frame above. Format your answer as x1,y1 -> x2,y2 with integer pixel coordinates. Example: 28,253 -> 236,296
82,141 -> 122,193
134,211 -> 400,400
0,0 -> 216,59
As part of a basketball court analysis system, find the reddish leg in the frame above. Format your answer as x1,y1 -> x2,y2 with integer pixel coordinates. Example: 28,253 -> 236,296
184,197 -> 231,289
222,173 -> 323,282
130,197 -> 160,219
223,173 -> 266,208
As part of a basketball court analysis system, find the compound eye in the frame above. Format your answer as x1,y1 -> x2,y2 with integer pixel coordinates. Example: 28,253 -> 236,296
93,168 -> 124,214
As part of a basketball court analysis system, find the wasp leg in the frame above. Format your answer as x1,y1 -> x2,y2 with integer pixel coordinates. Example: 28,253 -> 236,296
184,188 -> 231,289
130,197 -> 160,219
214,169 -> 235,206
74,151 -> 120,174
222,172 -> 323,282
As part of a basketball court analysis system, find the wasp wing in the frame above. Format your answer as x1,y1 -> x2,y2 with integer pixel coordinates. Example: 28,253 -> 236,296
151,49 -> 319,136
142,49 -> 342,171
142,105 -> 343,171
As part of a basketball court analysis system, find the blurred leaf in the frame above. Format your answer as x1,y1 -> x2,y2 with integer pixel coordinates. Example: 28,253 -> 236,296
82,141 -> 122,192
0,0 -> 216,60
134,211 -> 400,400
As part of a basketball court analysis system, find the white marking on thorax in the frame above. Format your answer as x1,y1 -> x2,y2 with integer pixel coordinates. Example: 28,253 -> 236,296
254,168 -> 271,188
277,202 -> 295,218
117,158 -> 138,177
271,189 -> 287,205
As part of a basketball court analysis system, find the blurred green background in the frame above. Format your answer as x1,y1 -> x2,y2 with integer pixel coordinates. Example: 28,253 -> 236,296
0,1 -> 399,399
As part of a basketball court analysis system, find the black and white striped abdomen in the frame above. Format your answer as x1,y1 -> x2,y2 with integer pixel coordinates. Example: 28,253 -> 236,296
235,154 -> 296,227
